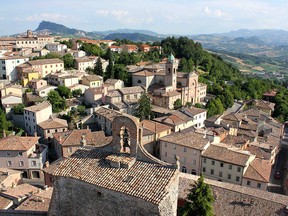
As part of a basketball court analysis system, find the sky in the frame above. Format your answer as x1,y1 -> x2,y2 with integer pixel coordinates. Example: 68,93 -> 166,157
0,0 -> 288,35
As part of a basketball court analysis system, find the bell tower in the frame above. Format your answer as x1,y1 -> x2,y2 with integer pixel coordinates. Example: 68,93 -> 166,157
165,53 -> 178,90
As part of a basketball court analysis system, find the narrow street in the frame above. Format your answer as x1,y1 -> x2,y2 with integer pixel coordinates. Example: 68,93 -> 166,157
268,126 -> 288,194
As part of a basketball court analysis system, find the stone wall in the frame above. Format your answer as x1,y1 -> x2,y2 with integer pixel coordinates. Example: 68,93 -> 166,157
49,177 -> 161,216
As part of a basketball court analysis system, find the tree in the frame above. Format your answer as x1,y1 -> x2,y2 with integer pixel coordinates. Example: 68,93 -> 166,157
13,104 -> 25,115
94,57 -> 104,77
72,89 -> 82,97
114,64 -> 130,86
135,93 -> 152,120
105,58 -> 114,80
180,174 -> 214,216
0,109 -> 12,138
56,85 -> 72,99
61,54 -> 74,69
47,91 -> 66,113
174,98 -> 182,109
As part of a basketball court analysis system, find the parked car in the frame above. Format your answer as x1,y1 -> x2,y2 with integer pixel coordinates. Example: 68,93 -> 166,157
274,171 -> 281,179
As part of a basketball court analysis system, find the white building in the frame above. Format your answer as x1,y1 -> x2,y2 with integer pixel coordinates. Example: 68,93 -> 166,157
46,43 -> 67,52
35,85 -> 57,97
0,56 -> 29,81
24,101 -> 52,135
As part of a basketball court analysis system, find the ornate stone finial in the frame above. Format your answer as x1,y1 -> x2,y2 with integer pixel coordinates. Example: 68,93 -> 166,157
174,155 -> 180,170
81,134 -> 86,147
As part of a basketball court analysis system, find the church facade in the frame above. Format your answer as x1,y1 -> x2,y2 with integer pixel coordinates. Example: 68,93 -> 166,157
132,54 -> 207,109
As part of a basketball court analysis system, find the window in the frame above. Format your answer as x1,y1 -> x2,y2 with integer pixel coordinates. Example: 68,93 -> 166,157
31,161 -> 37,166
48,130 -> 50,133
193,150 -> 197,155
6,152 -> 11,157
247,181 -> 251,186
193,160 -> 196,165
202,167 -> 206,172
257,183 -> 261,188
173,144 -> 176,149
68,147 -> 73,153
220,163 -> 224,167
182,167 -> 187,173
219,171 -> 223,177
18,152 -> 23,156
7,161 -> 12,166
19,161 -> 24,167
228,174 -> 231,179
203,158 -> 207,163
211,160 -> 215,165
237,167 -> 241,172
210,169 -> 214,175
236,176 -> 240,182
184,147 -> 187,152
229,164 -> 232,170
164,152 -> 167,157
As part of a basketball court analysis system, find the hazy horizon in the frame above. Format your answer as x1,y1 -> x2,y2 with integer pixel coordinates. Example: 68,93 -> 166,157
1,0 -> 287,35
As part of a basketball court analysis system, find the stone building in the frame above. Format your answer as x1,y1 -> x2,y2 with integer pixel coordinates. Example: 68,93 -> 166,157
132,54 -> 207,109
49,115 -> 180,216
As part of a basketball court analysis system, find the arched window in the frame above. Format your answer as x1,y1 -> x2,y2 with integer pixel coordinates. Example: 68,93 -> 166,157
137,80 -> 142,84
191,169 -> 197,175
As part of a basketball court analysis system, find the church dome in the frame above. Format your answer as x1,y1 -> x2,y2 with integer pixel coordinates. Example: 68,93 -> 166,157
167,53 -> 175,62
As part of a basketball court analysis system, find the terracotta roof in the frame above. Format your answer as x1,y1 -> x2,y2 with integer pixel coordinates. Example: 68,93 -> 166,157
38,117 -> 68,130
15,187 -> 53,212
95,107 -> 139,122
0,168 -> 22,185
0,136 -> 39,151
161,90 -> 181,97
0,196 -> 12,209
106,90 -> 121,97
119,86 -> 144,95
43,158 -> 66,175
153,114 -> 186,126
181,107 -> 206,116
28,59 -> 63,65
159,131 -> 210,150
53,148 -> 177,204
24,101 -> 51,112
133,70 -> 154,77
104,79 -> 120,85
179,173 -> 288,216
82,75 -> 102,82
141,120 -> 172,133
172,110 -> 193,122
245,144 -> 271,160
222,135 -> 249,147
202,144 -> 253,166
74,57 -> 94,63
53,129 -> 111,147
222,113 -> 242,122
243,158 -> 271,182
0,183 -> 39,200
263,90 -> 277,97
85,87 -> 102,95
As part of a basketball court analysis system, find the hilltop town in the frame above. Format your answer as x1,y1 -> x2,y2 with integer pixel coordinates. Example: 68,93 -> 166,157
0,29 -> 288,216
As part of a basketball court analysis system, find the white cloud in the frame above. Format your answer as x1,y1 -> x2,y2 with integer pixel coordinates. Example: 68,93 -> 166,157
203,6 -> 227,18
96,10 -> 128,19
24,13 -> 68,22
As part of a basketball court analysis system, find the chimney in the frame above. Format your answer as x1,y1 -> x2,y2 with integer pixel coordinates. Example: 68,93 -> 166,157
2,130 -> 6,138
59,136 -> 62,143
25,133 -> 27,137
81,134 -> 87,147
86,125 -> 89,130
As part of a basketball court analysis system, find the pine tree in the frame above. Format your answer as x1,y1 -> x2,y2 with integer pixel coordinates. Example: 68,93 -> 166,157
94,57 -> 104,77
135,93 -> 152,120
180,174 -> 214,216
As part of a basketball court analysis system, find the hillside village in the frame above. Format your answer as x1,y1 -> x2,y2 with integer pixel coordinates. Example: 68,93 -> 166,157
0,30 -> 288,215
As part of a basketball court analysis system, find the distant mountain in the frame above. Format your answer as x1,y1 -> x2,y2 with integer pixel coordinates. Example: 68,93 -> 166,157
103,33 -> 162,42
93,29 -> 158,36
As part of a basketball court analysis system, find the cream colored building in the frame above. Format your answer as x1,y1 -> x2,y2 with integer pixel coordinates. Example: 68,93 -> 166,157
81,75 -> 103,87
17,58 -> 64,78
0,56 -> 29,81
74,57 -> 96,72
24,101 -> 52,135
0,84 -> 23,98
201,143 -> 256,185
104,79 -> 124,91
0,135 -> 48,179
159,130 -> 210,175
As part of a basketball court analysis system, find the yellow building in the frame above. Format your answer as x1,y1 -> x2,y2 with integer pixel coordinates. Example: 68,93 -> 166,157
81,75 -> 103,88
21,71 -> 40,87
